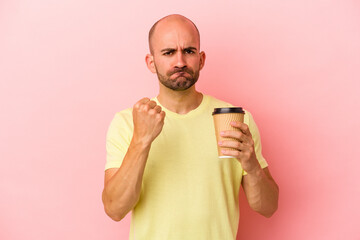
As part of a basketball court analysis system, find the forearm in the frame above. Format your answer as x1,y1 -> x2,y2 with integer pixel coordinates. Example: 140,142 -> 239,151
102,140 -> 151,221
243,166 -> 279,217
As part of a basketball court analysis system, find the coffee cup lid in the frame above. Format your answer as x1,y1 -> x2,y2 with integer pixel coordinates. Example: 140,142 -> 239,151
212,107 -> 245,115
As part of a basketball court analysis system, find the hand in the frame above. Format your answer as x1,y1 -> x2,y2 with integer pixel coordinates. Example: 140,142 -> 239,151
218,121 -> 261,174
132,98 -> 165,146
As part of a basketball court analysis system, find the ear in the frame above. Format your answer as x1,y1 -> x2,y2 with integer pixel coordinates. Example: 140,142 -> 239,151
199,51 -> 206,70
145,54 -> 157,73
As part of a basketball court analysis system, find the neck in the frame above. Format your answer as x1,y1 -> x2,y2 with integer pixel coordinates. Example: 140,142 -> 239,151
157,85 -> 203,114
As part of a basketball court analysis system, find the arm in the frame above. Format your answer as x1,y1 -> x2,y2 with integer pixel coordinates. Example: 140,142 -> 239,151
102,98 -> 165,221
218,121 -> 279,217
242,166 -> 279,217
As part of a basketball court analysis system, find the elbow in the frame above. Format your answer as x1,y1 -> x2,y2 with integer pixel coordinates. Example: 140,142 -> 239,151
261,204 -> 278,218
252,204 -> 278,218
262,196 -> 279,218
262,185 -> 279,218
253,202 -> 278,218
110,216 -> 122,222
102,191 -> 126,222
102,190 -> 136,222
106,209 -> 124,222
252,192 -> 279,218
103,202 -> 127,222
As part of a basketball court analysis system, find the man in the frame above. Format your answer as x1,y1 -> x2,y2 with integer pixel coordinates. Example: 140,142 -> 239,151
102,14 -> 279,239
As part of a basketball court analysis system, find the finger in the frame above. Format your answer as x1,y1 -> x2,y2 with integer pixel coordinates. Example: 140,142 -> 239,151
139,100 -> 157,112
139,97 -> 150,104
220,148 -> 241,159
230,121 -> 251,135
154,105 -> 162,113
219,140 -> 252,151
134,97 -> 150,108
220,130 -> 248,142
218,140 -> 241,150
158,111 -> 166,121
149,105 -> 162,115
147,100 -> 157,109
221,148 -> 254,163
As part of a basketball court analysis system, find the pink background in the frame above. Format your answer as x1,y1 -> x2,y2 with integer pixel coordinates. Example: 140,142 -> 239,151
1,0 -> 359,239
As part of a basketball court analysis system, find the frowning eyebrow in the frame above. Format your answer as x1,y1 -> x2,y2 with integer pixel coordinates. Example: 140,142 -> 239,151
160,47 -> 198,52
184,47 -> 198,52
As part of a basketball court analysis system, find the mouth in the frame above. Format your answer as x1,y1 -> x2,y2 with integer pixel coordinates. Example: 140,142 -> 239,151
173,71 -> 184,75
169,67 -> 192,75
172,71 -> 188,77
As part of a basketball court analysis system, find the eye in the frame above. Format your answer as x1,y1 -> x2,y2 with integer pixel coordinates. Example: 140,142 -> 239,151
185,49 -> 195,54
163,51 -> 174,56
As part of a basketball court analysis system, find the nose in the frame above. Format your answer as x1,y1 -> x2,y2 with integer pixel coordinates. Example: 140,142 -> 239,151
175,51 -> 186,68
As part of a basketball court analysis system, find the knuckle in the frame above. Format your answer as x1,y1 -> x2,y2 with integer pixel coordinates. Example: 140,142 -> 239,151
139,105 -> 146,112
249,147 -> 254,154
137,97 -> 149,106
243,125 -> 249,132
134,102 -> 142,109
236,131 -> 242,139
156,112 -> 163,119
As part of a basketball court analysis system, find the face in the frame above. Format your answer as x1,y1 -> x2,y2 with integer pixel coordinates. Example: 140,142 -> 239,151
146,18 -> 205,91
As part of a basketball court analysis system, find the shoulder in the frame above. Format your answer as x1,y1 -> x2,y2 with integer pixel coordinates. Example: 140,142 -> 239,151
114,108 -> 133,121
108,108 -> 134,131
204,94 -> 233,108
204,94 -> 257,125
204,94 -> 252,113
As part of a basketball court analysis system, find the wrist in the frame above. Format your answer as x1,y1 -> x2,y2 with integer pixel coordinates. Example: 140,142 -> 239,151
130,136 -> 152,150
245,163 -> 262,176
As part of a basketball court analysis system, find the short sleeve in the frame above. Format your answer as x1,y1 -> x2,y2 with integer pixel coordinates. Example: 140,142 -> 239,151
105,109 -> 133,171
242,111 -> 268,176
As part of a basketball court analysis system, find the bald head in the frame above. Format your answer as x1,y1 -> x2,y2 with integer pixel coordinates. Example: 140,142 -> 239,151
148,14 -> 200,54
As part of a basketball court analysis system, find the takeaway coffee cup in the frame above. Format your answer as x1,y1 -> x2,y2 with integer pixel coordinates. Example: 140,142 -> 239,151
212,107 -> 245,158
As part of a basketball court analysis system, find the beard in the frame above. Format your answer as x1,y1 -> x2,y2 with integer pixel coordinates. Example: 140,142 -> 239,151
155,65 -> 200,91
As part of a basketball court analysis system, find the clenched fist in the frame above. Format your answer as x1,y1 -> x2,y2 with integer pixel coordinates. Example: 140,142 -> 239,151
132,98 -> 165,146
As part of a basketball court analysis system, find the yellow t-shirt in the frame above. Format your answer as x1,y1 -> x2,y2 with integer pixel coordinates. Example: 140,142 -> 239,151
105,94 -> 268,240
